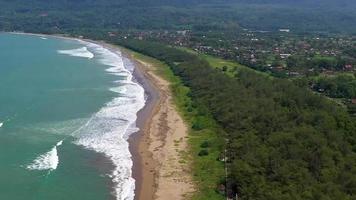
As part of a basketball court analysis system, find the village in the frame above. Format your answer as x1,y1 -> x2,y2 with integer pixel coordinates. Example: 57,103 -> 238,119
109,28 -> 355,78
106,28 -> 356,113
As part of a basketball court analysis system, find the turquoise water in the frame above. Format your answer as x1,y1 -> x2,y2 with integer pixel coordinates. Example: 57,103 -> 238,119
0,33 -> 144,200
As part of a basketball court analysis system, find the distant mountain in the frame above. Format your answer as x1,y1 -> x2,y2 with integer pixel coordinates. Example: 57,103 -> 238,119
0,0 -> 355,33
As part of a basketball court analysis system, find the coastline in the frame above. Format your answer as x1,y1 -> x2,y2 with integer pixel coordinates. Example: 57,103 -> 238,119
81,40 -> 161,200
121,49 -> 195,200
7,32 -> 193,200
95,41 -> 194,199
79,38 -> 195,200
123,50 -> 160,200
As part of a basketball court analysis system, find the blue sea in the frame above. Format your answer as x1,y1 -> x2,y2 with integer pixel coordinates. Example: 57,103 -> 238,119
0,33 -> 145,200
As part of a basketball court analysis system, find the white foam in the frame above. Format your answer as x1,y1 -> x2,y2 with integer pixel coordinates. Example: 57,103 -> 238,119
40,37 -> 48,40
24,118 -> 89,136
72,41 -> 145,200
27,140 -> 63,171
58,47 -> 94,59
0,122 -> 3,128
56,140 -> 63,146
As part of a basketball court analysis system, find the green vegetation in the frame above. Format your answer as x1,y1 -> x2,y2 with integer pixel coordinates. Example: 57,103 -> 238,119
123,47 -> 225,200
1,1 -> 356,199
179,47 -> 264,78
312,74 -> 356,99
117,39 -> 356,199
0,0 -> 356,34
301,73 -> 356,114
198,54 -> 244,77
1,0 -> 355,81
201,54 -> 270,78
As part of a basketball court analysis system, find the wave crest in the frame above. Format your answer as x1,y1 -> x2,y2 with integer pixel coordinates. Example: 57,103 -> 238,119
74,41 -> 145,200
58,47 -> 94,59
27,140 -> 63,171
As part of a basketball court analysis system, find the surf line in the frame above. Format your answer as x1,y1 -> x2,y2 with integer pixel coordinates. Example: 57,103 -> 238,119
0,113 -> 18,128
26,117 -> 93,174
26,140 -> 64,175
57,47 -> 94,59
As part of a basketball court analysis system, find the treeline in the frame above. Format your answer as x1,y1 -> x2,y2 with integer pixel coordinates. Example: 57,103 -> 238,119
312,74 -> 356,99
0,0 -> 243,32
118,39 -> 356,199
286,55 -> 351,72
1,0 -> 356,34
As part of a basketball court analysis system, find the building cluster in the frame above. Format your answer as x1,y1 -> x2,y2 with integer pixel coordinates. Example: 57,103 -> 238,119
108,29 -> 356,77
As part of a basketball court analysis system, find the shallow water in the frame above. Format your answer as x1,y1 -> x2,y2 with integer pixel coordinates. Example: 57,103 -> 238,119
0,33 -> 144,200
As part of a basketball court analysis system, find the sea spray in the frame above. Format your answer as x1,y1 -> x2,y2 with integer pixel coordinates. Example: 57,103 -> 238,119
27,140 -> 64,171
58,47 -> 94,59
22,36 -> 144,200
71,41 -> 145,200
0,32 -> 124,200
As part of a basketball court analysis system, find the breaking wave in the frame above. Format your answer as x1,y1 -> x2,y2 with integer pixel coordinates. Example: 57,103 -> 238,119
72,41 -> 145,200
27,140 -> 63,171
58,47 -> 94,59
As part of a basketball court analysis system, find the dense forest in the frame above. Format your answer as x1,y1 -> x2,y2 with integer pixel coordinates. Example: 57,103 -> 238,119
0,0 -> 356,33
115,39 -> 356,199
311,74 -> 356,99
1,0 -> 355,199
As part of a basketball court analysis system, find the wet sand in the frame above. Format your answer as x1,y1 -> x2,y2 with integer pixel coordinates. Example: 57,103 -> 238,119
84,41 -> 161,199
121,49 -> 195,200
12,32 -> 194,200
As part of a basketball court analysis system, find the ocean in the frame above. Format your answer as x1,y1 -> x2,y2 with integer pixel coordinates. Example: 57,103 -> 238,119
0,33 -> 145,200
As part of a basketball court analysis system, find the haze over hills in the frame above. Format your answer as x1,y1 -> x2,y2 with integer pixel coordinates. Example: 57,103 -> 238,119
0,0 -> 355,33
0,1 -> 355,200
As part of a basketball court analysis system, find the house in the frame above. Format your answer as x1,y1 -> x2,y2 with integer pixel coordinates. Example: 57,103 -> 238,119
280,53 -> 291,59
288,71 -> 300,76
273,66 -> 285,71
108,32 -> 116,37
39,13 -> 48,17
279,29 -> 290,33
344,64 -> 353,71
177,30 -> 188,36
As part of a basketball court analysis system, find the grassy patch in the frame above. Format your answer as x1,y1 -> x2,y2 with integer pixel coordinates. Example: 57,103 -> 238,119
122,46 -> 225,200
200,54 -> 244,77
178,46 -> 268,78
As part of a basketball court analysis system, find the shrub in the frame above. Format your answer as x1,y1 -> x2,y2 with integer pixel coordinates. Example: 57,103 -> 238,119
200,140 -> 211,148
198,149 -> 209,156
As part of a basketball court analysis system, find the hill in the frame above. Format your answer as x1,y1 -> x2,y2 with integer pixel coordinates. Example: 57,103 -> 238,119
0,0 -> 355,33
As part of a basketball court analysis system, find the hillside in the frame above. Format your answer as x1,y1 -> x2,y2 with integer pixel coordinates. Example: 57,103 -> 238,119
0,0 -> 355,33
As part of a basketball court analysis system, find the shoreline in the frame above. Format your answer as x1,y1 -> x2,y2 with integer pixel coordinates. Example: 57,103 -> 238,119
5,32 -> 193,200
123,50 -> 160,200
122,49 -> 195,200
72,39 -> 161,200
96,42 -> 194,199
81,40 -> 161,200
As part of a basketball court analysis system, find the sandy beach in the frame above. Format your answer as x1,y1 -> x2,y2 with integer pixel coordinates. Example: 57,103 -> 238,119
11,32 -> 194,200
80,39 -> 194,199
121,49 -> 195,200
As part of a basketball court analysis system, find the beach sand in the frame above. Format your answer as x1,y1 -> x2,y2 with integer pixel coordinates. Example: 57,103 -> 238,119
51,38 -> 195,199
121,49 -> 195,200
11,32 -> 194,200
